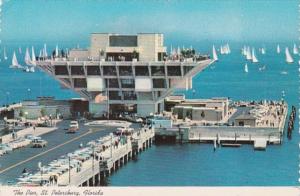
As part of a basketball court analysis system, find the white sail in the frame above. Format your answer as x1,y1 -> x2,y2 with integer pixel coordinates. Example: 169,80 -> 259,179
55,45 -> 59,57
220,46 -> 224,54
212,45 -> 218,61
277,45 -> 280,54
31,46 -> 36,66
252,48 -> 259,63
246,47 -> 252,60
261,47 -> 265,54
226,43 -> 231,54
18,47 -> 22,54
43,44 -> 48,58
24,48 -> 32,65
39,50 -> 42,58
244,63 -> 248,73
10,51 -> 22,69
242,46 -> 247,56
3,47 -> 7,60
293,44 -> 299,54
29,66 -> 35,73
285,47 -> 294,63
177,46 -> 181,55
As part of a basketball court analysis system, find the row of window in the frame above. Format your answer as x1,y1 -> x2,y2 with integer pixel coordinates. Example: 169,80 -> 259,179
72,78 -> 167,89
55,65 -> 194,76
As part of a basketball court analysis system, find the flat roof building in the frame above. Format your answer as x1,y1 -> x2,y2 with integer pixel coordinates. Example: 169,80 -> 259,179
36,33 -> 213,117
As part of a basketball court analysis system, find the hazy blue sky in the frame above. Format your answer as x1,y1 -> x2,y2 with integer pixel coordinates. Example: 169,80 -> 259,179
2,0 -> 298,43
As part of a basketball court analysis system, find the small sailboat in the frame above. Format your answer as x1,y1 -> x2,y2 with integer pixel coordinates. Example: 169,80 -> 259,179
258,65 -> 266,71
246,47 -> 252,60
55,45 -> 59,58
43,44 -> 48,58
277,45 -> 280,54
24,48 -> 32,65
10,51 -> 22,69
3,47 -> 7,60
285,47 -> 294,63
226,43 -> 231,54
31,46 -> 36,66
18,47 -> 22,54
261,47 -> 266,55
212,45 -> 218,61
252,48 -> 259,63
29,66 -> 35,73
220,46 -> 224,54
244,63 -> 248,73
293,44 -> 299,55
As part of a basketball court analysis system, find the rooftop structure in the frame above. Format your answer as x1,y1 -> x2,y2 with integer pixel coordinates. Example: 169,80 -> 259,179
36,33 -> 213,117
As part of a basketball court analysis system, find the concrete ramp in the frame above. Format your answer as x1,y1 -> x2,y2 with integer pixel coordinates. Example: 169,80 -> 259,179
254,139 -> 267,150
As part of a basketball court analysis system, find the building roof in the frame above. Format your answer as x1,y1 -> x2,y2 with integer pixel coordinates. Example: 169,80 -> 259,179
235,114 -> 256,120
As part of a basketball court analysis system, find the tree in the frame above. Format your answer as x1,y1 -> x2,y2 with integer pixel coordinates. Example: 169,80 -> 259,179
132,50 -> 138,59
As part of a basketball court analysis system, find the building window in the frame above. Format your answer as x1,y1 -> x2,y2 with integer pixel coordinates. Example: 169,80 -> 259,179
71,66 -> 85,75
109,35 -> 138,47
108,91 -> 122,100
87,66 -> 100,75
151,66 -> 165,76
121,79 -> 135,88
158,52 -> 166,61
123,91 -> 137,100
183,66 -> 194,75
167,66 -> 181,76
73,78 -> 87,88
135,66 -> 149,76
119,66 -> 133,76
103,66 -> 117,76
153,79 -> 166,88
106,79 -> 119,88
55,66 -> 68,75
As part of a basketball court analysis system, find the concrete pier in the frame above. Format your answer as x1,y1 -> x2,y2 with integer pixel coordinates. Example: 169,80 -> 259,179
55,127 -> 154,186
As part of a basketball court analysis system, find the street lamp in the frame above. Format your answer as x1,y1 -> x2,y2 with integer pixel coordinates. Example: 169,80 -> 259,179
5,91 -> 10,106
67,153 -> 71,184
38,162 -> 43,186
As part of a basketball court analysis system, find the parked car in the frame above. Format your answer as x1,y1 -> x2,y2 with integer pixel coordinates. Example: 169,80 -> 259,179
31,139 -> 47,148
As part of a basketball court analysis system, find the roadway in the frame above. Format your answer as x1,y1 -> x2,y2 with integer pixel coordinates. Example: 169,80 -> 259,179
0,120 -> 117,184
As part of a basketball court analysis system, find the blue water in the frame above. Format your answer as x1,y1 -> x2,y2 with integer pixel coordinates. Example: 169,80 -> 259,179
0,41 -> 299,185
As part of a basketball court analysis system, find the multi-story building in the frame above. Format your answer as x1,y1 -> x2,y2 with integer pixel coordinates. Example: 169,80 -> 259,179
37,33 -> 213,117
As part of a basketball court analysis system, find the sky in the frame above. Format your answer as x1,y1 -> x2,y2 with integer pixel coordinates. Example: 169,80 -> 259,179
1,0 -> 299,43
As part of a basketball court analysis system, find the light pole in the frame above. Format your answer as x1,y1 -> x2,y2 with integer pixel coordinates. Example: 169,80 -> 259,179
5,91 -> 9,106
68,154 -> 71,184
38,162 -> 43,186
92,144 -> 95,174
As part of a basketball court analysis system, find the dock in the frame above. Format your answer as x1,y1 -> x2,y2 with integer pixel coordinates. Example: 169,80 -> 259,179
16,126 -> 154,186
154,101 -> 288,149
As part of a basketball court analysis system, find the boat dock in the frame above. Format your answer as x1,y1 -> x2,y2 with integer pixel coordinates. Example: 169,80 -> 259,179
154,101 -> 288,150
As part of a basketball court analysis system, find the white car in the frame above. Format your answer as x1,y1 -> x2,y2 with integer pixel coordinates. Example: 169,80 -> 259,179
68,121 -> 79,133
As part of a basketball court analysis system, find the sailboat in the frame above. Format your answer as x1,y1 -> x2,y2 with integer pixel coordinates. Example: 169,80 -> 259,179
226,43 -> 231,54
244,63 -> 248,73
246,47 -> 252,60
3,47 -> 7,60
252,48 -> 259,63
9,51 -> 22,69
18,47 -> 22,54
261,47 -> 266,55
212,45 -> 218,61
55,45 -> 59,58
31,46 -> 36,66
43,44 -> 48,58
285,47 -> 294,63
293,44 -> 299,55
277,45 -> 280,54
220,46 -> 224,54
24,48 -> 32,65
